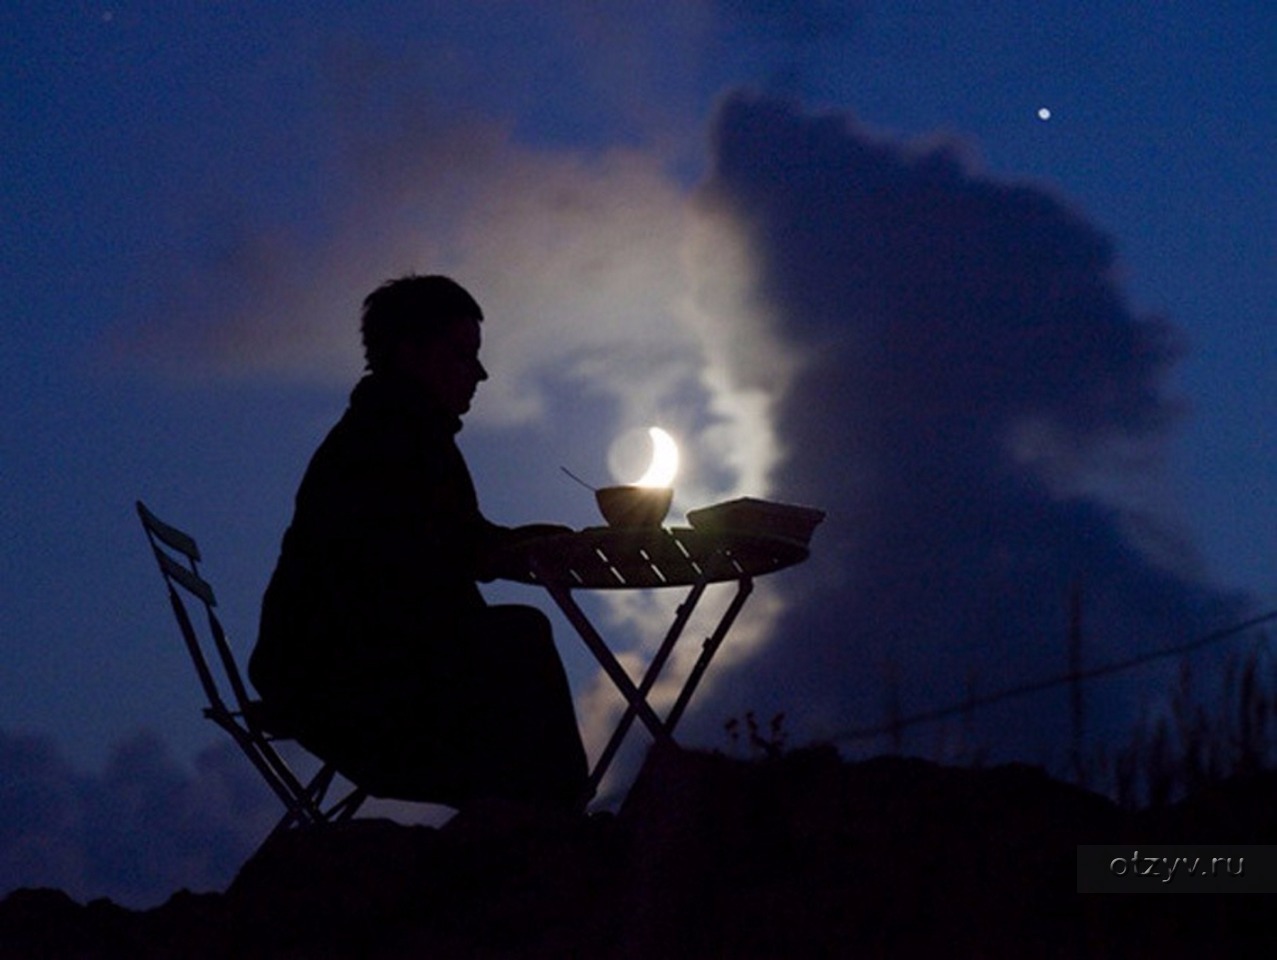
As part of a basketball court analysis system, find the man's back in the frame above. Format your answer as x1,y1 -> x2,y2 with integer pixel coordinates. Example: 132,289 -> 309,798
246,274 -> 588,810
249,370 -> 491,716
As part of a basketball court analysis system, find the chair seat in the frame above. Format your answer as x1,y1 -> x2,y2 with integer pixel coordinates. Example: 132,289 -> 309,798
237,698 -> 444,803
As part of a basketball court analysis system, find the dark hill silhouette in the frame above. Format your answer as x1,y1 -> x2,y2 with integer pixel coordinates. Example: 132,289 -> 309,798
2,745 -> 1276,958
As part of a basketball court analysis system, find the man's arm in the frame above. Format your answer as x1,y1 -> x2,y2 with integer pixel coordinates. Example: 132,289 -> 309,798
475,522 -> 574,582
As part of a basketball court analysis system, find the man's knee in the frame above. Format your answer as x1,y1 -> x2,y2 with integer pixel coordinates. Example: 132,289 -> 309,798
482,604 -> 553,645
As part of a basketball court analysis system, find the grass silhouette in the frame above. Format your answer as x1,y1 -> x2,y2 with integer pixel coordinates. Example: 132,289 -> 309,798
1094,637 -> 1277,808
728,627 -> 1277,811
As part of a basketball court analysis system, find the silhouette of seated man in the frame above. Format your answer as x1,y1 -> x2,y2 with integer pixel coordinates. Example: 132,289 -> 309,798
249,275 -> 588,813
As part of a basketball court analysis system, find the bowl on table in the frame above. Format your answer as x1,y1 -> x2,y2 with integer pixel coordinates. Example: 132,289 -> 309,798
595,485 -> 673,528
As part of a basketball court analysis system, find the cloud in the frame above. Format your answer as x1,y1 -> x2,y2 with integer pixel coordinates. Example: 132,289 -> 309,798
0,729 -> 279,908
721,0 -> 864,42
111,101 -> 797,537
109,68 -> 788,479
105,0 -> 873,398
106,71 -> 799,783
672,93 -> 1248,765
104,10 -> 1248,788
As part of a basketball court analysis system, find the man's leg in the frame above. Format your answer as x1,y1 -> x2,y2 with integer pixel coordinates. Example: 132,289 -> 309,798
455,605 -> 589,811
296,610 -> 588,811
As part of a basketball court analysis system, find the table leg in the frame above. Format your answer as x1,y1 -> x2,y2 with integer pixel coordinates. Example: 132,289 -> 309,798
664,576 -> 754,733
587,579 -> 708,793
540,577 -> 673,745
534,560 -> 758,799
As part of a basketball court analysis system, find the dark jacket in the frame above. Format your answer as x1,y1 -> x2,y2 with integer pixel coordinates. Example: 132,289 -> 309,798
249,371 -> 507,720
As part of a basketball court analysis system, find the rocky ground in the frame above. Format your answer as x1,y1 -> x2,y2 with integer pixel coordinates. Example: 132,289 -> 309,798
2,745 -> 1276,958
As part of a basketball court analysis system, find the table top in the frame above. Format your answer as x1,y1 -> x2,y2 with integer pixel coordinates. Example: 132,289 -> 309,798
493,526 -> 810,590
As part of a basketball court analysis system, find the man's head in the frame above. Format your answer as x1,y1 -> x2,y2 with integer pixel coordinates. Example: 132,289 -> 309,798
361,275 -> 488,417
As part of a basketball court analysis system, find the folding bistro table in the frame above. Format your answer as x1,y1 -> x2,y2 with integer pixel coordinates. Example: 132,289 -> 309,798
496,515 -> 816,799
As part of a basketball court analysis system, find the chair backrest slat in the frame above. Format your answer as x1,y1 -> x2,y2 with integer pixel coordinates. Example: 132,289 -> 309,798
136,499 -> 369,835
154,547 -> 218,607
207,603 -> 255,711
137,502 -> 230,710
168,584 -> 231,713
137,500 -> 202,561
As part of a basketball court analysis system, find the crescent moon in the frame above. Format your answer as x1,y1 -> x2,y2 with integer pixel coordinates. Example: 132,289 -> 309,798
635,427 -> 679,487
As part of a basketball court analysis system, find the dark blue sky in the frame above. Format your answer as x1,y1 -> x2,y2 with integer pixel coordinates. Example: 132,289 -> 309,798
2,2 -> 1273,904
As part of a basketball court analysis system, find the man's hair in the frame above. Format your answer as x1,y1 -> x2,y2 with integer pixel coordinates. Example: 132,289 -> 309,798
360,275 -> 484,372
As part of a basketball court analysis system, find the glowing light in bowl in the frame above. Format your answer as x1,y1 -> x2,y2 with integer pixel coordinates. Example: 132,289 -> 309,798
634,427 -> 679,487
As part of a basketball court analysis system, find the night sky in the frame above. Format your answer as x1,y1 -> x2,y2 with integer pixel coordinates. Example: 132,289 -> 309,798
3,2 -> 1273,905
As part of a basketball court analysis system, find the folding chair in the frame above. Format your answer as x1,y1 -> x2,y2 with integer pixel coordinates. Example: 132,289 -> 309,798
136,501 -> 367,837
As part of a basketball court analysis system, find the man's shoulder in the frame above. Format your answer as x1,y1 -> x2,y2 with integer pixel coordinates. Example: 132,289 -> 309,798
344,375 -> 458,440
302,410 -> 404,487
298,386 -> 452,494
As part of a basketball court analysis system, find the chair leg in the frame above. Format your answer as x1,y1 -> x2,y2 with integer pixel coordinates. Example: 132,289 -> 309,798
326,788 -> 369,823
301,763 -> 339,809
265,804 -> 313,843
266,767 -> 368,834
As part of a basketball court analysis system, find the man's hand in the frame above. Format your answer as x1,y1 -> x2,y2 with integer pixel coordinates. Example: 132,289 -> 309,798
477,523 -> 574,581
506,523 -> 574,541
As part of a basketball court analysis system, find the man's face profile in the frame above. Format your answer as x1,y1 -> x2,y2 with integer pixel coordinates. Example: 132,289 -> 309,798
398,315 -> 487,418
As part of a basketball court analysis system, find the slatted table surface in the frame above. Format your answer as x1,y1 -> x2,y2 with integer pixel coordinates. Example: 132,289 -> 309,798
496,526 -> 809,589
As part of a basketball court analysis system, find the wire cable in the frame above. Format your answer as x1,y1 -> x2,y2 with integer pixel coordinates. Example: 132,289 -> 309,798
828,607 -> 1277,745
